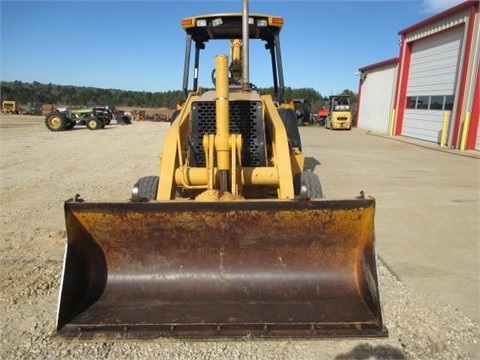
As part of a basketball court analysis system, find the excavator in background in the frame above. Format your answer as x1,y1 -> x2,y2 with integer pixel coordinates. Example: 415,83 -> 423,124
54,0 -> 386,340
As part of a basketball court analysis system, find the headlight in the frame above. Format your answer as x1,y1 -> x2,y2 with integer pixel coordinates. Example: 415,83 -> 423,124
257,19 -> 268,27
212,18 -> 223,27
196,19 -> 207,27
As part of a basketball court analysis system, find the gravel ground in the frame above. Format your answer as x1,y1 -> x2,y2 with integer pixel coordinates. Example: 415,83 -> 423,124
0,115 -> 478,359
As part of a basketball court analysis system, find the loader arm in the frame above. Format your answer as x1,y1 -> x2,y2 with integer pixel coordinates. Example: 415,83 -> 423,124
158,56 -> 297,200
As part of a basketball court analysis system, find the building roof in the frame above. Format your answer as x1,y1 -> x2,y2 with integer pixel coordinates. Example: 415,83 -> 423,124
398,0 -> 478,35
358,57 -> 399,72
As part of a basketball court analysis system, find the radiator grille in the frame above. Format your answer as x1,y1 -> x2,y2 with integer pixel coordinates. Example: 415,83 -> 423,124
189,101 -> 266,167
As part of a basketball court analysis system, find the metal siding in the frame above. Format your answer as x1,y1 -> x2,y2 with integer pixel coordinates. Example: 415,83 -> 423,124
357,64 -> 397,134
403,27 -> 463,143
407,28 -> 463,95
404,8 -> 468,42
403,109 -> 444,142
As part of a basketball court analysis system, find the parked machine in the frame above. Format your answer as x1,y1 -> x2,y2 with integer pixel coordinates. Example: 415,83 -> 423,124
94,106 -> 131,125
317,105 -> 329,126
292,98 -> 312,126
54,0 -> 386,340
45,106 -> 130,131
26,102 -> 43,115
45,107 -> 104,131
325,95 -> 353,130
2,100 -> 17,114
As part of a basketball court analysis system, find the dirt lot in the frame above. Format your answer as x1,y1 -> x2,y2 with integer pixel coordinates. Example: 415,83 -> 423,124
0,114 -> 478,359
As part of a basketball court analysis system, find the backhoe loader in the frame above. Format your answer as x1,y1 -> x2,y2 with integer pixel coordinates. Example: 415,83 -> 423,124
55,0 -> 387,340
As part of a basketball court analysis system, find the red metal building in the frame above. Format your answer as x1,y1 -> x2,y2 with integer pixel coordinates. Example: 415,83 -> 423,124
357,0 -> 479,151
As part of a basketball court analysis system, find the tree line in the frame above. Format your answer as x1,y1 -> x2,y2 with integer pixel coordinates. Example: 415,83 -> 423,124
1,81 -> 356,112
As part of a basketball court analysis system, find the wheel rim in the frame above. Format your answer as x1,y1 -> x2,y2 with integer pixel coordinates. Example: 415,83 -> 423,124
88,119 -> 97,128
49,115 -> 62,129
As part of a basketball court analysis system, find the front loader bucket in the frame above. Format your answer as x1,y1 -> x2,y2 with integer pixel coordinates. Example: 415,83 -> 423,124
116,115 -> 131,125
55,199 -> 387,340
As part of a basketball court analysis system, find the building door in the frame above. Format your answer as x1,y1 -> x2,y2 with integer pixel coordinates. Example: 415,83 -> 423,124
402,27 -> 464,143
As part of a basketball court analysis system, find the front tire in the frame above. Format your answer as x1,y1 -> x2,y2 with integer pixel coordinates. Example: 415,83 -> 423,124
131,176 -> 158,202
86,117 -> 102,130
294,171 -> 323,198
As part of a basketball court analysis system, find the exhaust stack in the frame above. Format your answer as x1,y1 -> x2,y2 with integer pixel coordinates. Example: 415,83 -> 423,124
241,0 -> 250,90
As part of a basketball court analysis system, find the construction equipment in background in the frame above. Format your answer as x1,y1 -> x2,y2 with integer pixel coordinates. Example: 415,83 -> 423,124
292,98 -> 312,125
44,106 -> 130,131
94,106 -> 132,125
45,107 -> 104,131
25,102 -> 43,115
54,0 -> 386,340
325,95 -> 353,130
317,105 -> 329,126
2,101 -> 17,114
131,110 -> 146,121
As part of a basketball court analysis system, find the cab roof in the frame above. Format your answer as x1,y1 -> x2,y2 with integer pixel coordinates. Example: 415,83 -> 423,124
181,13 -> 283,43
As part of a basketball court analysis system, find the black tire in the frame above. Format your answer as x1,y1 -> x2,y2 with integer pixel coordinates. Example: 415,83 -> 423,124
45,112 -> 67,131
278,108 -> 302,150
294,171 -> 323,199
86,117 -> 102,130
132,176 -> 159,202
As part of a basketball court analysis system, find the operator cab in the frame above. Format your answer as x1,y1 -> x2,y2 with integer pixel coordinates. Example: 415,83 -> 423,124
181,13 -> 286,101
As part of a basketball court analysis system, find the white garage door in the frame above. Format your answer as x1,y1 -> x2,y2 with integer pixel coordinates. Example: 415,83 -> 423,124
402,27 -> 464,143
357,64 -> 397,134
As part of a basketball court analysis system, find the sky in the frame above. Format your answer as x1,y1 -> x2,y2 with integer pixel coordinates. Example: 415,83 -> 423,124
0,0 -> 466,96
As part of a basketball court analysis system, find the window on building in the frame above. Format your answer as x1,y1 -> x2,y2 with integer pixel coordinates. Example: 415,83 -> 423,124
430,96 -> 444,110
416,96 -> 429,109
406,97 -> 416,109
405,95 -> 455,111
444,95 -> 454,110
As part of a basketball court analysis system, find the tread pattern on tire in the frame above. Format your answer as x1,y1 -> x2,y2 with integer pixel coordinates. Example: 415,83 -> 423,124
294,171 -> 323,199
136,176 -> 159,201
45,112 -> 66,132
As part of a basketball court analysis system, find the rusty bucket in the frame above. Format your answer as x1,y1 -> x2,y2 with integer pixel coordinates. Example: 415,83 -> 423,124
54,198 -> 387,339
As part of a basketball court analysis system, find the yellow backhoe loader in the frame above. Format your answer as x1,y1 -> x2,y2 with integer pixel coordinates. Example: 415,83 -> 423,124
55,0 -> 387,340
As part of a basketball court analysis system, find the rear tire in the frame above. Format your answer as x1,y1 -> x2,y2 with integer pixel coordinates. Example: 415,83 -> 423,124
45,112 -> 67,131
294,171 -> 323,199
132,176 -> 158,202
